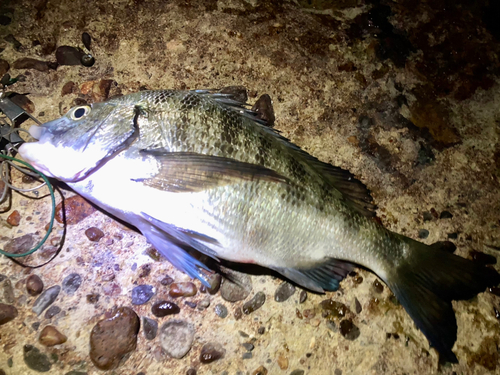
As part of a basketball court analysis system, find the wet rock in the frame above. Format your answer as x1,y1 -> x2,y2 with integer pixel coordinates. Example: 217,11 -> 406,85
169,282 -> 197,297
198,298 -> 210,310
186,369 -> 196,375
131,285 -> 155,305
86,294 -> 99,303
12,58 -> 50,72
4,34 -> 22,51
353,297 -> 362,314
242,343 -> 254,351
339,319 -> 360,340
290,370 -> 304,375
242,352 -> 252,359
85,227 -> 104,242
219,86 -> 248,103
62,273 -> 82,295
61,81 -> 76,96
440,211 -> 453,219
81,54 -> 95,67
277,354 -> 288,369
199,273 -> 222,294
418,229 -> 429,239
27,275 -> 44,296
0,303 -> 18,325
138,264 -> 152,278
56,46 -> 85,66
0,59 -> 9,78
184,301 -> 196,309
39,325 -> 67,346
258,326 -> 265,334
44,305 -> 61,319
23,345 -> 51,372
252,365 -> 267,375
142,317 -> 158,340
469,250 -> 497,265
372,280 -> 384,293
145,247 -> 161,261
32,322 -> 41,330
152,300 -> 180,317
2,279 -> 14,303
239,330 -> 249,338
56,195 -> 96,225
4,234 -> 35,255
234,307 -> 243,320
354,276 -> 363,284
243,292 -> 266,314
299,290 -> 307,304
159,320 -> 195,359
160,275 -> 174,286
90,307 -> 140,370
320,299 -> 350,319
252,94 -> 275,127
214,303 -> 228,318
200,342 -> 225,364
82,32 -> 92,50
6,210 -> 20,226
423,211 -> 433,222
220,271 -> 252,302
275,282 -> 295,302
32,286 -> 60,315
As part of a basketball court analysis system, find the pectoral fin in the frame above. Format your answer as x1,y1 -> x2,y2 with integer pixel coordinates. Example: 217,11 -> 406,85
135,151 -> 288,192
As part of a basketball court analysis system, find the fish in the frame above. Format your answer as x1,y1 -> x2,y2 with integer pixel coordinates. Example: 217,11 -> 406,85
19,89 -> 500,362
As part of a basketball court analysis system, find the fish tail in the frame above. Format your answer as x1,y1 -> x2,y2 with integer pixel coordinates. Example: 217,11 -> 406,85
384,239 -> 500,363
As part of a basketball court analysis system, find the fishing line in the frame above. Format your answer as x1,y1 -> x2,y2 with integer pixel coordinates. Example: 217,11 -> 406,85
0,153 -> 56,258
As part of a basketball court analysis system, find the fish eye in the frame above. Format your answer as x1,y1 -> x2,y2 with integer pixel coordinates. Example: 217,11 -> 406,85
70,106 -> 91,120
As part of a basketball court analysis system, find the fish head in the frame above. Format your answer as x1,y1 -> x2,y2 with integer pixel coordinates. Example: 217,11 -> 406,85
19,100 -> 138,182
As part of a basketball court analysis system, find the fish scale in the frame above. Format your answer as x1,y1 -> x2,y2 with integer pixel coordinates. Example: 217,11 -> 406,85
19,89 -> 500,363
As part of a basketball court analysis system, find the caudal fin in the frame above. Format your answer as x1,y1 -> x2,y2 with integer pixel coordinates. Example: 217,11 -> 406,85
385,239 -> 500,363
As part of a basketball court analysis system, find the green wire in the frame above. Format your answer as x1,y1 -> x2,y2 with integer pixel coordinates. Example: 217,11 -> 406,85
0,154 -> 56,258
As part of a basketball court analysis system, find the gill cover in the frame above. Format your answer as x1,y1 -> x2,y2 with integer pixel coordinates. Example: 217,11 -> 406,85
19,102 -> 139,182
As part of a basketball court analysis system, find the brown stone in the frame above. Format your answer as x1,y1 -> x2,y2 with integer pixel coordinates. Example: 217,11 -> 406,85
6,210 -> 21,226
39,325 -> 67,346
89,307 -> 140,370
61,81 -> 76,96
55,195 -> 95,225
169,282 -> 197,298
0,303 -> 18,325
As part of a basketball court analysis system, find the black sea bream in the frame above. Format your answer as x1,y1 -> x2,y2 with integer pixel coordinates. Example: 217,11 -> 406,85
19,90 -> 500,362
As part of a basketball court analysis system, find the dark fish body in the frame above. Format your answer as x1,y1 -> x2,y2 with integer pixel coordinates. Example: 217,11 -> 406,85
19,90 -> 499,362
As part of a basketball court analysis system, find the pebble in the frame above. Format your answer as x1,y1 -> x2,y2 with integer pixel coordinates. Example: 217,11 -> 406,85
0,59 -> 9,77
160,275 -> 174,286
339,319 -> 360,340
0,303 -> 18,325
220,271 -> 252,302
198,298 -> 210,310
159,320 -> 195,359
243,352 -> 252,359
277,354 -> 288,370
290,370 -> 305,375
252,365 -> 267,375
145,247 -> 161,261
186,369 -> 197,375
32,286 -> 60,316
299,290 -> 307,304
82,32 -> 92,50
243,292 -> 266,314
44,305 -> 61,319
39,325 -> 67,346
152,300 -> 180,317
4,234 -> 35,255
32,322 -> 40,330
353,297 -> 362,314
65,372 -> 88,375
439,211 -> 453,219
242,343 -> 254,351
55,195 -> 96,225
23,345 -> 51,372
61,81 -> 76,96
334,369 -> 342,375
199,273 -> 222,294
184,301 -> 197,309
128,284 -> 154,305
258,326 -> 265,334
142,317 -> 158,340
251,94 -> 275,126
90,307 -> 140,370
239,330 -> 249,338
62,273 -> 82,295
200,342 -> 225,363
418,229 -> 429,239
7,210 -> 20,226
80,54 -> 95,67
13,58 -> 50,72
320,299 -> 350,318
214,303 -> 228,318
354,276 -> 363,284
85,227 -> 104,242
234,307 -> 243,320
372,280 -> 384,293
56,46 -> 85,66
169,282 -> 197,297
274,282 -> 295,302
423,211 -> 433,221
86,294 -> 100,303
2,279 -> 14,303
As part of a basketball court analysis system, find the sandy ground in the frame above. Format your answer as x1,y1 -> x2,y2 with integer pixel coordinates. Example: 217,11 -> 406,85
0,0 -> 499,374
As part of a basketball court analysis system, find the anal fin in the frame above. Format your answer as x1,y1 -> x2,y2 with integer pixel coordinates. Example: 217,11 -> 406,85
273,258 -> 355,293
